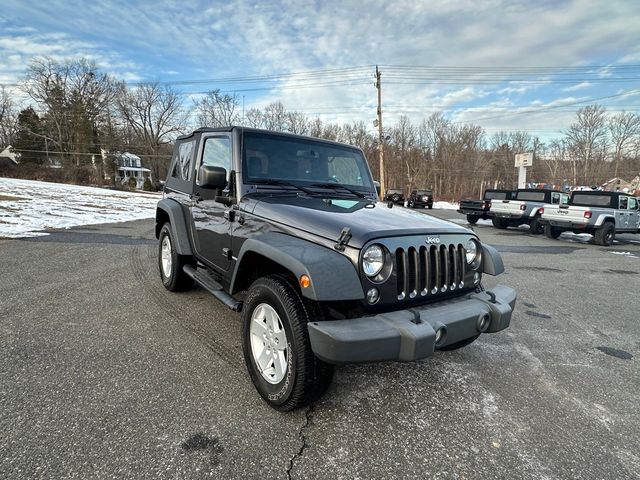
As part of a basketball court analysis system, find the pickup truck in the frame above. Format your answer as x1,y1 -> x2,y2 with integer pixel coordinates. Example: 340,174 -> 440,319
155,127 -> 517,410
458,189 -> 516,224
490,189 -> 569,234
540,191 -> 640,245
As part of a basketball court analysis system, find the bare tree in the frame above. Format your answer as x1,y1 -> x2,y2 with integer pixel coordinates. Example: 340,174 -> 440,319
194,89 -> 239,127
23,57 -> 120,167
564,105 -> 608,184
116,82 -> 187,182
0,86 -> 18,147
261,102 -> 288,131
608,111 -> 640,178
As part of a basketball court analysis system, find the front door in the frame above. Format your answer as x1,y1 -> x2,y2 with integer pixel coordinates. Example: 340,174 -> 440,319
616,196 -> 630,230
190,134 -> 233,272
628,197 -> 640,231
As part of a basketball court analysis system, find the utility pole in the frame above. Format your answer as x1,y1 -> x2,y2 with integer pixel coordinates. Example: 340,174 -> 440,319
375,65 -> 385,199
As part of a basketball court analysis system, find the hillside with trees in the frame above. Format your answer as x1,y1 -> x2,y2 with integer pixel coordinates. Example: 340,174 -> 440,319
1,57 -> 639,197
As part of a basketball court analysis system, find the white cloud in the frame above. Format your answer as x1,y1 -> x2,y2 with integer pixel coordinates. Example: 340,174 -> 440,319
2,0 -> 640,139
563,81 -> 592,92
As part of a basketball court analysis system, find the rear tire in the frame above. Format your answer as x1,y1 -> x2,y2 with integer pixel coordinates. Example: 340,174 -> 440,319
391,194 -> 400,203
595,222 -> 615,246
158,223 -> 194,291
529,215 -> 544,235
241,275 -> 334,411
492,217 -> 508,229
544,224 -> 562,239
466,215 -> 479,224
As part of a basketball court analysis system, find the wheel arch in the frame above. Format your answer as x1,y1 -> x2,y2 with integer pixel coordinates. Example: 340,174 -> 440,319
155,198 -> 193,256
231,233 -> 364,302
594,215 -> 615,227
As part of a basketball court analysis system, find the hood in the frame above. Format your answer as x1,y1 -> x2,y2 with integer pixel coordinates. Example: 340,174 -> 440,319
248,195 -> 472,248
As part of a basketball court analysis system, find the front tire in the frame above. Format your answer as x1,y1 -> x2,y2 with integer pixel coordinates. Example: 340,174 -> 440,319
466,214 -> 479,224
544,224 -> 562,239
158,223 -> 194,291
492,217 -> 508,229
241,275 -> 334,411
595,222 -> 615,246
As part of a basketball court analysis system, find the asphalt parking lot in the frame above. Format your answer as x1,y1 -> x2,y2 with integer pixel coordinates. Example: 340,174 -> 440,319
1,208 -> 639,479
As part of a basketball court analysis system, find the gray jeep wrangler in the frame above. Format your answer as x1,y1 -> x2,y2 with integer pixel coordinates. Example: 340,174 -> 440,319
155,127 -> 517,410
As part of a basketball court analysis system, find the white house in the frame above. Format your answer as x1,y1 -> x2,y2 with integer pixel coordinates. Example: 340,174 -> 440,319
114,152 -> 152,189
0,146 -> 19,167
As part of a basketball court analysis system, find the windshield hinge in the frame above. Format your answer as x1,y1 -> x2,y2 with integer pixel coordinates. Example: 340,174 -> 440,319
334,227 -> 352,251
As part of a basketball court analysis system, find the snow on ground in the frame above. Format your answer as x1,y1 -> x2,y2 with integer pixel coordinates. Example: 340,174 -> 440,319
402,200 -> 459,210
449,218 -> 493,226
433,201 -> 459,210
0,177 -> 160,238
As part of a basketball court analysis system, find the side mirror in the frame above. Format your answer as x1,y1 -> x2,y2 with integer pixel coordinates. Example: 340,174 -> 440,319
373,180 -> 381,196
199,165 -> 227,189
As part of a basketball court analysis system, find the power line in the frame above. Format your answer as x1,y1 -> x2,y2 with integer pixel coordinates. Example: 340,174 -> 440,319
456,89 -> 640,123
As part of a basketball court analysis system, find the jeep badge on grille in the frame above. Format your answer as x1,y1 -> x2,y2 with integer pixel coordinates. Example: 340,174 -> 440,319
426,236 -> 441,244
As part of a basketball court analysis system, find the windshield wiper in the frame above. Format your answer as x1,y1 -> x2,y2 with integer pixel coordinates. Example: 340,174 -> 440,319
309,183 -> 367,199
252,179 -> 315,195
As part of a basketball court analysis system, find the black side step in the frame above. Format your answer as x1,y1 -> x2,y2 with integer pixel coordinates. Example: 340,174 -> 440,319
183,265 -> 242,312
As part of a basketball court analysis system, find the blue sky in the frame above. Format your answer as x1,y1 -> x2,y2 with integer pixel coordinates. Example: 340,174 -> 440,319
2,0 -> 640,140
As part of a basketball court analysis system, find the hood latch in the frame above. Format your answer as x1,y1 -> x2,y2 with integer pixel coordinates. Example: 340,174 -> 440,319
334,227 -> 352,251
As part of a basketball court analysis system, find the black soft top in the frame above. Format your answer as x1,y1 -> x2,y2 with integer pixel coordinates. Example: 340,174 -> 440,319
570,190 -> 626,208
178,126 -> 364,151
515,188 -> 562,202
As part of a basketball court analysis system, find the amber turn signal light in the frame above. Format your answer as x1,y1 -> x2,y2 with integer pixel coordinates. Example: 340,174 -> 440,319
299,274 -> 311,289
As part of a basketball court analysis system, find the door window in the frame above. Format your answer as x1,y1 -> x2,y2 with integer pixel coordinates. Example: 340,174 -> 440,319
619,196 -> 628,209
201,137 -> 232,177
171,140 -> 195,181
628,197 -> 638,210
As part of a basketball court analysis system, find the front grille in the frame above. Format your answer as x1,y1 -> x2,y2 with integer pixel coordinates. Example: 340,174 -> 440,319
395,244 -> 466,300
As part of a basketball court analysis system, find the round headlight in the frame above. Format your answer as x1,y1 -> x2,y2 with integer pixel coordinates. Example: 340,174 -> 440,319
465,239 -> 480,265
362,244 -> 385,277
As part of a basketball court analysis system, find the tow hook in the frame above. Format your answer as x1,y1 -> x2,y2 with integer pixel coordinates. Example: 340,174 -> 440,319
486,291 -> 497,304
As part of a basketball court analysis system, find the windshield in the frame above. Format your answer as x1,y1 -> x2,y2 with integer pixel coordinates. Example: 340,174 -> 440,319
416,190 -> 432,195
242,132 -> 374,192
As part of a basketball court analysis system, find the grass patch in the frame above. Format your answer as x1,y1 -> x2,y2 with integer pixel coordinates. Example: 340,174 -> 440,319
0,194 -> 29,201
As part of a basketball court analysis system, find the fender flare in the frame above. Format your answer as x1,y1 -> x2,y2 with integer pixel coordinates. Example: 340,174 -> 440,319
530,207 -> 542,217
482,244 -> 505,276
231,232 -> 364,301
594,215 -> 615,227
155,198 -> 193,256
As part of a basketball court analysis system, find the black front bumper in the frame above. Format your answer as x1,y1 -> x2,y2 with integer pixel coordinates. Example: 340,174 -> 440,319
308,285 -> 516,364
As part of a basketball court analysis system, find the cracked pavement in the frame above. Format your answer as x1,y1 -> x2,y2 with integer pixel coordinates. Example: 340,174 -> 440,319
1,212 -> 639,479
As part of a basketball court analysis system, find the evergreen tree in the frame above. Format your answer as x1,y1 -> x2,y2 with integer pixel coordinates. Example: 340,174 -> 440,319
13,107 -> 46,164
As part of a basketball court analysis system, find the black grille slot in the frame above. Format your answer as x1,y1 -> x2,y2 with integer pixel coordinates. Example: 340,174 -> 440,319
395,242 -> 466,300
395,249 -> 406,299
407,247 -> 418,298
